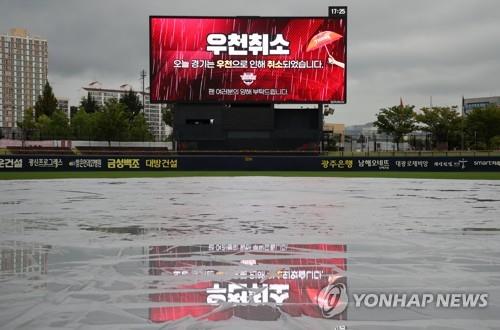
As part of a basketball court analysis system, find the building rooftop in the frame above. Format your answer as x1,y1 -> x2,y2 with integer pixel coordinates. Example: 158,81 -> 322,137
83,82 -> 149,95
9,28 -> 28,37
1,28 -> 46,40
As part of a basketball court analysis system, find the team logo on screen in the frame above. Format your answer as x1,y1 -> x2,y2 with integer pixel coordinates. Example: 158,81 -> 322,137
317,276 -> 348,318
240,72 -> 257,86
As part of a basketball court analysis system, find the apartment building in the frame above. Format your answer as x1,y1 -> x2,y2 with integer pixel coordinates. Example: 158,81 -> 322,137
0,28 -> 48,137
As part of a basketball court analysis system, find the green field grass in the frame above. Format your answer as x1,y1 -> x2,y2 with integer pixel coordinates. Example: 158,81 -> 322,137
1,171 -> 500,180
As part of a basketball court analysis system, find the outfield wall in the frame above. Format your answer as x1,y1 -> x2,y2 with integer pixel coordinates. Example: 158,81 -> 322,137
1,156 -> 500,172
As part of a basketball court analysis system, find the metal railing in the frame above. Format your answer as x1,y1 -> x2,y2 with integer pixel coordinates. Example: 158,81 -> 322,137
325,150 -> 500,157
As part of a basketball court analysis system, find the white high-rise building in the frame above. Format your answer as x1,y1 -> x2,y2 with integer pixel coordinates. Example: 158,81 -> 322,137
82,82 -> 168,141
56,96 -> 70,120
0,28 -> 48,138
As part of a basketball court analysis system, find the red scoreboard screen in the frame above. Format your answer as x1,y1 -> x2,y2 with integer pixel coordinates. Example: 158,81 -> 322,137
150,16 -> 347,103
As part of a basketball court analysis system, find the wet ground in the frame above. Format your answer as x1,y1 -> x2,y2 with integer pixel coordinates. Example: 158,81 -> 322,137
0,177 -> 499,329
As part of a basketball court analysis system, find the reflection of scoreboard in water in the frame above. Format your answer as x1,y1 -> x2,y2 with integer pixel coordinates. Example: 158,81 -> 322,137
0,241 -> 49,276
148,243 -> 347,322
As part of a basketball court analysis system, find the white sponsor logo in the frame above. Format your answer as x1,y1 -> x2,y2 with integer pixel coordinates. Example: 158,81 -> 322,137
240,72 -> 257,86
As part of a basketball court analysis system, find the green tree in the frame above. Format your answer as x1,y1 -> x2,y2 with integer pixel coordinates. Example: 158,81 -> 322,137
119,89 -> 143,120
96,99 -> 128,146
416,106 -> 462,150
465,105 -> 500,149
374,105 -> 417,150
48,110 -> 70,139
36,115 -> 52,139
71,108 -> 94,140
70,106 -> 79,119
162,106 -> 173,127
80,92 -> 100,113
128,113 -> 153,141
490,135 -> 500,149
34,81 -> 58,119
326,134 -> 341,151
17,107 -> 37,140
162,106 -> 173,141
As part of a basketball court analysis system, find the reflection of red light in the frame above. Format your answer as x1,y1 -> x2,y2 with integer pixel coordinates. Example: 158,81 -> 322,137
149,244 -> 347,322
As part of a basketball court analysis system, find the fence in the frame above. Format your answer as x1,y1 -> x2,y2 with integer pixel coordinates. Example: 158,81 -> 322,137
1,155 -> 500,172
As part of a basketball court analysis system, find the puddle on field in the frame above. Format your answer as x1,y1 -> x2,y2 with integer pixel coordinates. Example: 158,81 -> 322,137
1,177 -> 500,329
463,227 -> 500,232
81,225 -> 146,235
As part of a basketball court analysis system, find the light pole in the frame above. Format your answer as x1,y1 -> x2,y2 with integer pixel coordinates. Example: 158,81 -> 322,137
461,119 -> 465,152
367,135 -> 370,156
451,105 -> 465,151
140,70 -> 146,114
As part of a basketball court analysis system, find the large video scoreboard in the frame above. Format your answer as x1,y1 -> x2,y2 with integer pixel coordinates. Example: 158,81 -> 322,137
150,15 -> 347,104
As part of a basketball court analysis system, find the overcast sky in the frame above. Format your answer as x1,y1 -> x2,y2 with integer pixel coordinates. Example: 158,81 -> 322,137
1,0 -> 499,125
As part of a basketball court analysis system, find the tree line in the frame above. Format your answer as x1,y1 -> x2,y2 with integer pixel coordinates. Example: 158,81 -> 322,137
14,82 -> 499,151
373,103 -> 500,150
17,82 -> 156,144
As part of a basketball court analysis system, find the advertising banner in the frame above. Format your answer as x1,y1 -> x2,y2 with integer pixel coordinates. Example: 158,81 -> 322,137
150,17 -> 347,103
2,156 -> 500,172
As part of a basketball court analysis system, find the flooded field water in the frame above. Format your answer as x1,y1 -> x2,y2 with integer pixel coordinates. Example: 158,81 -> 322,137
1,177 -> 500,329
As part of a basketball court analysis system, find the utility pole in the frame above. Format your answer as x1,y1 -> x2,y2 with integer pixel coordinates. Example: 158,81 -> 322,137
140,70 -> 147,115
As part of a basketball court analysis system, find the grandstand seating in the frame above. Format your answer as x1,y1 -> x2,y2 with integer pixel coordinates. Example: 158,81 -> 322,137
76,146 -> 170,156
7,146 -> 75,155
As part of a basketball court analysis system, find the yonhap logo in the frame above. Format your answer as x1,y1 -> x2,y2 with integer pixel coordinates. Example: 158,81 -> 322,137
317,276 -> 348,318
240,72 -> 257,86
